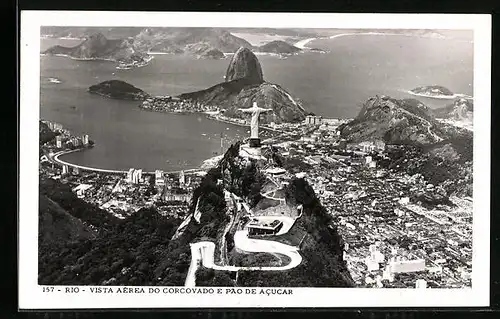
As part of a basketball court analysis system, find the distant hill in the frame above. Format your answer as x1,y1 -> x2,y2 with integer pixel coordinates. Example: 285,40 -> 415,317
258,40 -> 301,54
339,95 -> 467,145
42,32 -> 151,67
178,47 -> 307,123
40,26 -> 143,39
132,27 -> 254,55
184,42 -> 225,59
88,80 -> 151,101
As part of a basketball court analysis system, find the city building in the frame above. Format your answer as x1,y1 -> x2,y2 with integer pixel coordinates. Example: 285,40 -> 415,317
305,115 -> 323,125
133,169 -> 143,184
389,258 -> 426,273
56,136 -> 62,148
72,184 -> 93,198
155,170 -> 165,187
62,165 -> 69,175
126,168 -> 142,184
365,257 -> 380,272
179,170 -> 185,187
127,168 -> 134,183
82,134 -> 89,145
399,197 -> 410,205
247,219 -> 283,236
163,191 -> 192,203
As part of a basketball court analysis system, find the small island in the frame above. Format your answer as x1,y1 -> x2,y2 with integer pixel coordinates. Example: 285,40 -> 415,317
408,85 -> 456,99
88,80 -> 151,101
258,40 -> 301,54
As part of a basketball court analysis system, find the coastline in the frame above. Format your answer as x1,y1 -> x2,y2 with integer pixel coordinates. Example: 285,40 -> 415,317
407,90 -> 462,100
293,31 -> 450,50
54,148 -> 201,175
41,53 -> 154,69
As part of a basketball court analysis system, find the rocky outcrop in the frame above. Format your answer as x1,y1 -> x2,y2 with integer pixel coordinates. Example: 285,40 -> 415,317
88,80 -> 151,101
184,42 -> 225,59
340,95 -> 446,145
433,98 -> 473,121
225,47 -> 264,84
258,40 -> 301,54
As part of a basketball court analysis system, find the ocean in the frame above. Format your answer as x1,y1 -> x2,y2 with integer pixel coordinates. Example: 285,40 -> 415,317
39,34 -> 473,171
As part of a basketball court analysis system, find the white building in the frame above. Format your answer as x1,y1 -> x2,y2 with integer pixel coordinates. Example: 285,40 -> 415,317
133,169 -> 143,183
305,115 -> 323,125
365,258 -> 379,272
390,259 -> 426,273
127,168 -> 143,184
179,170 -> 185,186
82,134 -> 89,145
127,168 -> 134,183
56,136 -> 62,148
62,165 -> 69,175
399,197 -> 410,205
72,184 -> 93,198
155,170 -> 165,187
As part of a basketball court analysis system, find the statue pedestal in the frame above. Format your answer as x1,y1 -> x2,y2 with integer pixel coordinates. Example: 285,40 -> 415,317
248,138 -> 261,148
239,143 -> 266,161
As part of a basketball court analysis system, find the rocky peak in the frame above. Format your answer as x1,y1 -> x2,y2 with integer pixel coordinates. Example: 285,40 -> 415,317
84,32 -> 108,46
225,47 -> 264,84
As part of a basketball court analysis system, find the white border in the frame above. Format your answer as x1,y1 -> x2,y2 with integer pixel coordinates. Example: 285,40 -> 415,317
19,11 -> 491,309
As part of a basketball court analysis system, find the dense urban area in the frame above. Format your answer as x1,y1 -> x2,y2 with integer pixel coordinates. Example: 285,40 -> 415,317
39,107 -> 472,288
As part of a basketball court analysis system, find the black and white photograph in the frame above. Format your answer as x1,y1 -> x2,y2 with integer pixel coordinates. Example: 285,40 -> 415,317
19,11 -> 491,309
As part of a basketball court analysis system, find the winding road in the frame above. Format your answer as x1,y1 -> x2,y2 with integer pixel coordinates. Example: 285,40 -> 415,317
184,187 -> 303,287
184,230 -> 302,287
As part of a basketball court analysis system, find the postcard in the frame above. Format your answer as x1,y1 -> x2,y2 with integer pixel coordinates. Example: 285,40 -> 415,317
19,11 -> 491,309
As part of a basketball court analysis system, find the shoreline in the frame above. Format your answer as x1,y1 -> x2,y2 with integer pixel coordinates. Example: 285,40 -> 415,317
406,90 -> 473,100
41,53 -> 154,69
293,31 -> 450,50
54,148 -> 201,175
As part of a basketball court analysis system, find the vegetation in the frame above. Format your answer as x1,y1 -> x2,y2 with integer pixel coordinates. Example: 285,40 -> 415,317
39,177 -> 183,285
88,80 -> 150,100
39,121 -> 57,145
195,267 -> 235,287
379,138 -> 473,197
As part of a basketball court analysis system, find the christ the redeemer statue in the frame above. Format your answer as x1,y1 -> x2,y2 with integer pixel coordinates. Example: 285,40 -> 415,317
239,102 -> 272,148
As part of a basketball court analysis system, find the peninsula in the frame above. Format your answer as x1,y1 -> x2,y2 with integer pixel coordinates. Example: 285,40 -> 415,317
43,32 -> 153,69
